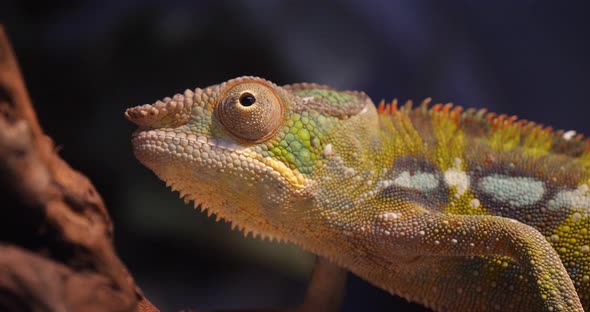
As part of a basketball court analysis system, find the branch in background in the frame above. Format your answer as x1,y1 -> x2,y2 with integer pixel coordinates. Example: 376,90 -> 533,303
0,25 -> 159,312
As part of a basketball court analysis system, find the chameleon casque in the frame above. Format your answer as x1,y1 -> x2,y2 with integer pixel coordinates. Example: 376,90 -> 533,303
126,76 -> 590,311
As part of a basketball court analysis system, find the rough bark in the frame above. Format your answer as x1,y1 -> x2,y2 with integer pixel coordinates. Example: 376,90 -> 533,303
0,25 -> 159,312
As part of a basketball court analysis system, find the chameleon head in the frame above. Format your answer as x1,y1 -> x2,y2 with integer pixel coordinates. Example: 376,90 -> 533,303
126,76 -> 374,239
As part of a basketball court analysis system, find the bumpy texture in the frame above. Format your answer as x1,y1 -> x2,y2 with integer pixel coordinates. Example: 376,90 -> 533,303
126,76 -> 589,311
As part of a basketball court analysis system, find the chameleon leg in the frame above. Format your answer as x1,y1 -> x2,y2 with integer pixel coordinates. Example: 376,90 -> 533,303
297,257 -> 347,312
366,209 -> 583,311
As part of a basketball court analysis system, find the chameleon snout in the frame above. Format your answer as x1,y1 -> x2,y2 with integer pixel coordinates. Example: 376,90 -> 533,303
125,89 -> 195,129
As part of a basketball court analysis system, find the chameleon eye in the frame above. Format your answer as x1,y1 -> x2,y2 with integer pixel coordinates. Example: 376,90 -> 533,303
239,92 -> 256,106
217,81 -> 284,142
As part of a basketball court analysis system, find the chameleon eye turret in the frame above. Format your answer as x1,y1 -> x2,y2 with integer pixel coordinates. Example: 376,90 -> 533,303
216,80 -> 284,142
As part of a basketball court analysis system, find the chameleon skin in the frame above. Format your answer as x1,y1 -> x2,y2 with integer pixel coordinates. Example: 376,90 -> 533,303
126,76 -> 589,311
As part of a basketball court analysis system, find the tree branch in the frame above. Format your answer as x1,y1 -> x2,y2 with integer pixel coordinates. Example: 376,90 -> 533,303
0,25 -> 159,312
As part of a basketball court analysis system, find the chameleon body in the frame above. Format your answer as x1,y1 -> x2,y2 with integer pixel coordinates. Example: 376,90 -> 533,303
126,76 -> 590,311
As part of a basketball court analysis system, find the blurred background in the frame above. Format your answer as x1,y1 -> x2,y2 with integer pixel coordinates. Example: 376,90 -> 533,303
1,1 -> 589,311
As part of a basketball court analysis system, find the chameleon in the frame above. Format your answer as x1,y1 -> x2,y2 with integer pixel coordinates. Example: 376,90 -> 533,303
125,76 -> 590,311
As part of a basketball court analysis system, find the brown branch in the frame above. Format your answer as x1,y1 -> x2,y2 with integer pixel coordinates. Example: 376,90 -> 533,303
0,25 -> 159,312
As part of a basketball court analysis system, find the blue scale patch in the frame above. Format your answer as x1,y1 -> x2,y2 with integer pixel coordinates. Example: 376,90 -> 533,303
393,171 -> 439,191
478,174 -> 545,207
468,160 -> 571,229
380,157 -> 448,211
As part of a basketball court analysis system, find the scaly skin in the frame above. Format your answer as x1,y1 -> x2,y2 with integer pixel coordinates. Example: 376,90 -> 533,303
126,76 -> 589,311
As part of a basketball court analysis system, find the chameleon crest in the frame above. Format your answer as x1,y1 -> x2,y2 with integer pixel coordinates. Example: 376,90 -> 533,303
127,76 -> 589,311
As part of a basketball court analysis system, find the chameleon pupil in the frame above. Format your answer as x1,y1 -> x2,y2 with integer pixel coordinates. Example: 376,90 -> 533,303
239,93 -> 256,106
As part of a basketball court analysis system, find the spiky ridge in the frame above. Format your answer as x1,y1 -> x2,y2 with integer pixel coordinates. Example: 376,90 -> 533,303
164,178 -> 289,243
377,98 -> 590,159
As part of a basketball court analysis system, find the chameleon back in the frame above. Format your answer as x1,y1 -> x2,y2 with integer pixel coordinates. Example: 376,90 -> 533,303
374,100 -> 590,310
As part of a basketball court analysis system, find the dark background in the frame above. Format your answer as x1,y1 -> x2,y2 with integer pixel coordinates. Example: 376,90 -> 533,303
1,1 -> 589,311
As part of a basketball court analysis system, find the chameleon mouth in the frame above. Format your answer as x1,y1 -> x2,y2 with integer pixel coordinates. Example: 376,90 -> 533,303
130,129 -> 308,190
130,129 -> 305,241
